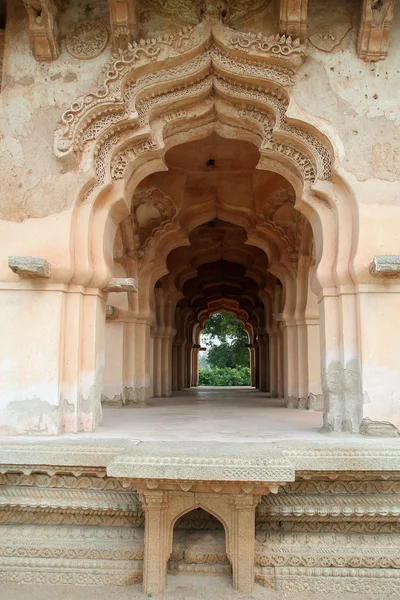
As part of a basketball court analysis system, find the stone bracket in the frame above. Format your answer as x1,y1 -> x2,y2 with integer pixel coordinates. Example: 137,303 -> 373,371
106,305 -> 120,320
108,0 -> 139,52
279,0 -> 309,40
370,255 -> 400,277
23,0 -> 60,61
8,256 -> 51,279
103,277 -> 138,293
357,0 -> 395,61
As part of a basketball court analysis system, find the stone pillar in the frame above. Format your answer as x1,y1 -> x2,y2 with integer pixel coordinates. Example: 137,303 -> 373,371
186,344 -> 192,389
153,336 -> 162,397
258,334 -> 268,392
176,343 -> 186,390
130,321 -> 151,405
171,343 -> 178,392
283,320 -> 299,407
141,490 -> 169,595
0,284 -> 105,434
230,495 -> 259,594
192,345 -> 200,387
277,326 -> 284,397
254,341 -> 260,389
161,336 -> 173,397
268,332 -> 278,396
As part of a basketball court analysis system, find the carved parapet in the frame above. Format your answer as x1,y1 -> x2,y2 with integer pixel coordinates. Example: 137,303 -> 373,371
23,0 -> 60,61
8,256 -> 51,279
279,0 -> 309,40
370,255 -> 400,278
357,0 -> 395,61
106,305 -> 120,319
103,277 -> 138,293
108,0 -> 139,52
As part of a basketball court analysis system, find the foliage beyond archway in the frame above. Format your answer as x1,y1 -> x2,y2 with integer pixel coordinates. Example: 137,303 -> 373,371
199,313 -> 251,386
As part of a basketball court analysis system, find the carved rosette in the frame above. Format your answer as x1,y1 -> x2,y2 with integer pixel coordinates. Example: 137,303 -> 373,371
66,20 -> 109,60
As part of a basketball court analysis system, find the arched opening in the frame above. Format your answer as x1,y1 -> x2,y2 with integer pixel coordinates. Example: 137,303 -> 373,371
51,14 -> 363,435
101,132 -> 325,436
168,508 -> 231,580
199,311 -> 252,387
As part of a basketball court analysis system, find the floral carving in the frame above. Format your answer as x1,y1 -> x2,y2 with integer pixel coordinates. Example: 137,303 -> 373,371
130,186 -> 177,258
55,17 -> 333,192
141,0 -> 270,27
66,20 -> 109,60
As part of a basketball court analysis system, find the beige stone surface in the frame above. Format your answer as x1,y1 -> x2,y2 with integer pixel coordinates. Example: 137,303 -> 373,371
1,578 -> 396,600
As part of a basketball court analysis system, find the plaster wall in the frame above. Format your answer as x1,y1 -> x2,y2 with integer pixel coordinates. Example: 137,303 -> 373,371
0,0 -> 400,433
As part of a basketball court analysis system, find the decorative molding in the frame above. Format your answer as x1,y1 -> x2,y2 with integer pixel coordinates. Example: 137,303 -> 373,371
108,0 -> 139,52
141,0 -> 271,28
23,0 -> 60,61
129,186 -> 177,259
54,19 -> 334,194
357,0 -> 395,62
65,20 -> 109,60
279,0 -> 309,40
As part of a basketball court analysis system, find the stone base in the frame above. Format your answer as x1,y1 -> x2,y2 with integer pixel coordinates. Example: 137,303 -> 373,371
1,440 -> 400,595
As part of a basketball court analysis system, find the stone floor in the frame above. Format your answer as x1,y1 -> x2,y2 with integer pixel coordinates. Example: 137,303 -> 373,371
2,576 -> 396,600
96,387 -> 328,442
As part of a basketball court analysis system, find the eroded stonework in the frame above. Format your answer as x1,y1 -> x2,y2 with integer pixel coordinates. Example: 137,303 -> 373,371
2,463 -> 400,593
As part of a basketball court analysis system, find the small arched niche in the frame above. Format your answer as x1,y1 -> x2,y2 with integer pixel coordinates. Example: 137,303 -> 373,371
168,508 -> 232,580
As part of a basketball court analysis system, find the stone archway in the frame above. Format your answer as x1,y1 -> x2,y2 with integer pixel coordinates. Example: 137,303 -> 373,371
51,3 -> 361,434
139,485 -> 260,595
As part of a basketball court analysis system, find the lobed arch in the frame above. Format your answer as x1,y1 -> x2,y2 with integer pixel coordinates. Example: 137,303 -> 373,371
55,7 -> 362,432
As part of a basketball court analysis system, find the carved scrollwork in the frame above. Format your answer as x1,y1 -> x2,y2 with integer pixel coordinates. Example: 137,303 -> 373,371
129,186 -> 178,259
54,17 -> 333,194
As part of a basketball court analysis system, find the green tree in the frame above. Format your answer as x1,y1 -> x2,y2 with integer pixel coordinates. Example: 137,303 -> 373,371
202,312 -> 250,370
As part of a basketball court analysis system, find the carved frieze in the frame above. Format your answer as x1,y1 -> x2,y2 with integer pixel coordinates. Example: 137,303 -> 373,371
2,468 -> 400,591
54,17 -> 334,194
141,0 -> 271,27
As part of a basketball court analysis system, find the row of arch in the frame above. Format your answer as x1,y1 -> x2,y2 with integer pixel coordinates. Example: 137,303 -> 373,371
51,13 -> 363,434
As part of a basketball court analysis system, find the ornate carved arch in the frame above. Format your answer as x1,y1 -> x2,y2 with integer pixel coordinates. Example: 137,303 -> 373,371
55,16 -> 333,198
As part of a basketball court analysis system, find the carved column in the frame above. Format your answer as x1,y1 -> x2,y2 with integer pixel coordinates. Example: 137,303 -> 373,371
357,0 -> 395,61
23,0 -> 60,61
153,335 -> 162,397
253,339 -> 260,389
258,334 -> 268,392
108,0 -> 139,52
229,495 -> 260,594
279,0 -> 309,40
277,325 -> 284,397
140,490 -> 170,595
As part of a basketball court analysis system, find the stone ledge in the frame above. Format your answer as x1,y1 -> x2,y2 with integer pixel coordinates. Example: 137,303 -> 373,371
106,442 -> 295,482
8,256 -> 51,279
370,255 -> 400,277
1,439 -> 400,475
103,278 -> 138,293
